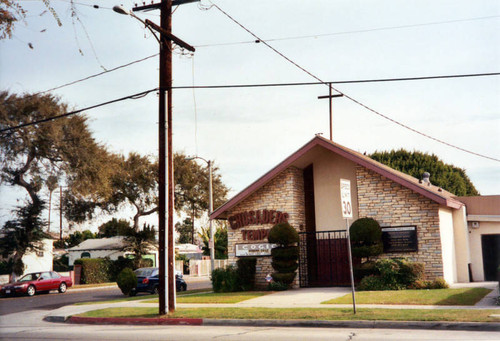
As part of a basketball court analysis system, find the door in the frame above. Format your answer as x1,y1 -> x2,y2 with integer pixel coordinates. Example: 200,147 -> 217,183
481,234 -> 500,281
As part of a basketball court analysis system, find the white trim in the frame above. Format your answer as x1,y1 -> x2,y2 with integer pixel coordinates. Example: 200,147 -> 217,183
467,215 -> 500,222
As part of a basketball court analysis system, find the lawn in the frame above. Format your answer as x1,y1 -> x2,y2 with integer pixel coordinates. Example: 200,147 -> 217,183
144,291 -> 270,304
322,288 -> 492,306
74,289 -> 212,306
75,307 -> 500,323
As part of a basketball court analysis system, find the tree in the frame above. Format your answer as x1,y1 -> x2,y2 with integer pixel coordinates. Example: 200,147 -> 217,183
98,218 -> 133,238
174,152 -> 229,243
0,91 -> 114,275
370,149 -> 479,196
123,223 -> 157,268
268,222 -> 299,288
198,223 -> 228,259
175,218 -> 193,244
1,1 -> 60,40
109,153 -> 158,231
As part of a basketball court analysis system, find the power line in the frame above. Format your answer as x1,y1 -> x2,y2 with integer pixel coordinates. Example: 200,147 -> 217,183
211,3 -> 500,163
171,72 -> 500,89
195,15 -> 500,48
0,88 -> 158,134
34,54 -> 159,95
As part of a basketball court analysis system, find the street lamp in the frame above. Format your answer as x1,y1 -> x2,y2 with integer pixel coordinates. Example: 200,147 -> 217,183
112,5 -> 161,44
187,156 -> 214,273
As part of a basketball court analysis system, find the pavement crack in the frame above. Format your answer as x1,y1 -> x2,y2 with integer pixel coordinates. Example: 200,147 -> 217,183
211,327 -> 274,339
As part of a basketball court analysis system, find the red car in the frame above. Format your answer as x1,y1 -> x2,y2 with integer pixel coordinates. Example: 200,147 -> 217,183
0,271 -> 73,297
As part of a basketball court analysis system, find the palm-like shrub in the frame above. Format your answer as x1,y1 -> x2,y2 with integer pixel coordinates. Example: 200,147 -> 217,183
268,222 -> 299,288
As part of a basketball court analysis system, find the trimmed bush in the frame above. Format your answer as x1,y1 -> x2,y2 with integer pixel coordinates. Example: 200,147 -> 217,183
411,278 -> 449,289
116,268 -> 137,296
74,258 -> 111,284
349,218 -> 383,259
268,223 -> 299,289
211,265 -> 239,292
358,275 -> 387,291
0,259 -> 13,275
353,261 -> 377,281
237,257 -> 257,291
268,281 -> 288,291
53,255 -> 70,272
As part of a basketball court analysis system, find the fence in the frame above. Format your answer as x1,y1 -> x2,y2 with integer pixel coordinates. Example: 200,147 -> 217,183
186,259 -> 228,276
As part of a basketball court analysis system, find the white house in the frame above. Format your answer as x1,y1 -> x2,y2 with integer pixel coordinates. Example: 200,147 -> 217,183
67,236 -> 158,267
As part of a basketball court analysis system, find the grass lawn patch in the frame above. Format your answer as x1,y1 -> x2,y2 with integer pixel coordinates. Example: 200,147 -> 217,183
144,291 -> 270,304
70,283 -> 116,289
75,307 -> 500,323
74,288 -> 212,306
322,288 -> 492,306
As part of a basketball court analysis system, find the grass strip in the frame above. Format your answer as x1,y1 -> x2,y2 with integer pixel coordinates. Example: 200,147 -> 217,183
69,283 -> 116,289
144,291 -> 270,304
74,288 -> 212,306
75,307 -> 500,323
322,288 -> 492,306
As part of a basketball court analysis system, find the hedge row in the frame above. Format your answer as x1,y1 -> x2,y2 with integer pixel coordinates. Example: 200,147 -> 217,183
74,257 -> 153,284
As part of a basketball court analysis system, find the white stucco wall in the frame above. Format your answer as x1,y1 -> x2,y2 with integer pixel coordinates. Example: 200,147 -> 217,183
438,208 -> 457,283
468,220 -> 500,281
22,239 -> 53,275
68,249 -> 123,266
312,148 -> 359,231
452,206 -> 471,282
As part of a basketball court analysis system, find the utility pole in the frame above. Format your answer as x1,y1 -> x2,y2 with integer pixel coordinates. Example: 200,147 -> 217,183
59,186 -> 63,240
132,0 -> 196,315
318,83 -> 343,141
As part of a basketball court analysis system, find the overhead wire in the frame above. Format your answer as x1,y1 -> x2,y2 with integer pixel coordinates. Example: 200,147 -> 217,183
210,2 -> 500,163
0,88 -> 158,134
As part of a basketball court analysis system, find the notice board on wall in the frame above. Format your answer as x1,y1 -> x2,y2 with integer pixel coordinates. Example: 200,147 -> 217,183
381,226 -> 418,252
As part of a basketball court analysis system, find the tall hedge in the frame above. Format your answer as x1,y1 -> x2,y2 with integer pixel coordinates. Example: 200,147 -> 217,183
268,222 -> 299,288
74,258 -> 111,284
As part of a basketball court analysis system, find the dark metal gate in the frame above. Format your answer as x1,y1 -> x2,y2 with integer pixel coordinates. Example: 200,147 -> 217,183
299,230 -> 351,287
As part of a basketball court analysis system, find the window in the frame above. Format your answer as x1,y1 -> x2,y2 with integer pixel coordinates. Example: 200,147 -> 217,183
50,271 -> 61,279
81,252 -> 91,258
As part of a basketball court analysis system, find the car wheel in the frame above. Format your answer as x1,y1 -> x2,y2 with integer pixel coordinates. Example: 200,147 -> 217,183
153,286 -> 159,295
58,282 -> 67,293
27,285 -> 36,297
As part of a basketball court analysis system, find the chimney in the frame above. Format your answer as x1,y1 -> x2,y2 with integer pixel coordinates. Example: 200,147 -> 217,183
422,172 -> 431,186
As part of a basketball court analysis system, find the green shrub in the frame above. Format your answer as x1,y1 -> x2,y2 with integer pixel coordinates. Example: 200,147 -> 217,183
236,257 -> 257,291
353,261 -> 377,281
53,255 -> 70,272
268,281 -> 288,291
268,223 -> 299,289
349,218 -> 383,259
116,268 -> 137,295
74,258 -> 111,284
358,275 -> 387,291
211,265 -> 239,292
268,222 -> 299,246
109,257 -> 135,281
357,258 -> 425,291
410,278 -> 449,289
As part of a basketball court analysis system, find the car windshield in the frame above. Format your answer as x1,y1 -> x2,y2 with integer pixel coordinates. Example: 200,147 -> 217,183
134,268 -> 156,277
19,273 -> 40,282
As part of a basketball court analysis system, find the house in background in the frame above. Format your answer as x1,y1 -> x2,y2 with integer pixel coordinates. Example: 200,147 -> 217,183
0,238 -> 54,284
67,236 -> 158,267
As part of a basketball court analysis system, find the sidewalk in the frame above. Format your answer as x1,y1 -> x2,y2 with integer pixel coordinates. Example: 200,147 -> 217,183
44,281 -> 500,331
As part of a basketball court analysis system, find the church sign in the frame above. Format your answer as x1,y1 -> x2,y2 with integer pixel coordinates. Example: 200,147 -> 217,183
381,226 -> 418,252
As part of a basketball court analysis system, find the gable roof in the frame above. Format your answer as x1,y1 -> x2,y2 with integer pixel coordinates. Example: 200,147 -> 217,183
67,237 -> 126,251
211,136 -> 463,220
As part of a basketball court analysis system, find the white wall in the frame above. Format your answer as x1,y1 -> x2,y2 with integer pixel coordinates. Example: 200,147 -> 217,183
312,148 -> 359,231
68,249 -> 123,266
452,206 -> 471,282
22,239 -> 53,275
438,208 -> 457,284
468,220 -> 500,281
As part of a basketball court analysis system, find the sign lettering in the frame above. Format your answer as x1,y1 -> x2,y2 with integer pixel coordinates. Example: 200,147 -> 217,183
340,179 -> 353,218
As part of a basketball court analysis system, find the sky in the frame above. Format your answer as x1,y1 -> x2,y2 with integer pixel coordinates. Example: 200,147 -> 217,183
1,0 -> 499,233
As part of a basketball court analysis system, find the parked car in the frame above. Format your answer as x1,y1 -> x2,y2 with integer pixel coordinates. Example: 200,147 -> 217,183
130,267 -> 187,296
0,271 -> 73,297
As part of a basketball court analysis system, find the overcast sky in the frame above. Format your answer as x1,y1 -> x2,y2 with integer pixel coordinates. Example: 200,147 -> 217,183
1,0 -> 499,232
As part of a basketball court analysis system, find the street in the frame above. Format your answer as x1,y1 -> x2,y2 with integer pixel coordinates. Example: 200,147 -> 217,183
0,276 -> 211,316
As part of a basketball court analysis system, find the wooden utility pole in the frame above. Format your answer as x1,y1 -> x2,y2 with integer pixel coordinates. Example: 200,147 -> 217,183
318,83 -> 343,141
132,0 -> 196,315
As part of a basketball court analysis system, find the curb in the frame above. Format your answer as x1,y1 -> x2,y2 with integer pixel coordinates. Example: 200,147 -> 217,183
45,316 -> 500,331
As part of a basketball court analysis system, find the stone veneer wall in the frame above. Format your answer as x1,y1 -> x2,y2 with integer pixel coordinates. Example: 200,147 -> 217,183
227,167 -> 305,288
356,166 -> 444,280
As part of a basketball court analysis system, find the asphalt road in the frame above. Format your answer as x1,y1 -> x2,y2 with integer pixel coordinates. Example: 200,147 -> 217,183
0,276 -> 211,316
0,287 -> 124,316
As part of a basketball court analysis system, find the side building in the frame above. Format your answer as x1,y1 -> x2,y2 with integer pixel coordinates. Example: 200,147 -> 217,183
211,136 -> 498,288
